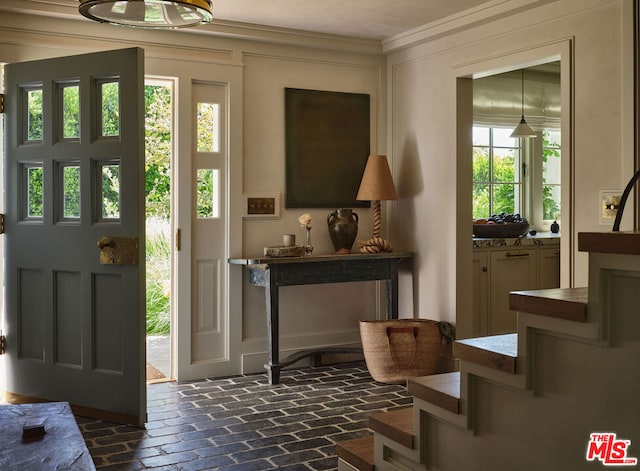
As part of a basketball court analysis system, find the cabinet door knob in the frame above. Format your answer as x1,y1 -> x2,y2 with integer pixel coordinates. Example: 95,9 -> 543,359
482,266 -> 488,272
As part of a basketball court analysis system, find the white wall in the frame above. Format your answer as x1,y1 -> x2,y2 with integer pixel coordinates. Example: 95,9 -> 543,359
385,0 -> 634,338
239,45 -> 388,371
0,6 -> 388,376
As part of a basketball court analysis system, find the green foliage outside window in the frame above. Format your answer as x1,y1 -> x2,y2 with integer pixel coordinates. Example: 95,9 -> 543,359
101,82 -> 120,137
144,84 -> 172,334
473,127 -> 561,223
27,89 -> 43,141
27,166 -> 43,217
196,102 -> 218,153
101,165 -> 120,218
63,166 -> 81,218
145,85 -> 172,220
63,86 -> 80,139
542,130 -> 561,220
472,127 -> 520,219
196,169 -> 215,218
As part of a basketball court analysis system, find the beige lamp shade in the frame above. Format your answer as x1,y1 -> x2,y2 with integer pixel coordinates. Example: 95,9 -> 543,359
356,155 -> 398,202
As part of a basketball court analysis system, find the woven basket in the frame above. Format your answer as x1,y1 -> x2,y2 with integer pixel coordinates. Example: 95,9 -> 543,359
360,319 -> 442,384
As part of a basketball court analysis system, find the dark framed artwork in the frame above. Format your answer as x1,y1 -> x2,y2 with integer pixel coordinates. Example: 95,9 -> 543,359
285,88 -> 371,208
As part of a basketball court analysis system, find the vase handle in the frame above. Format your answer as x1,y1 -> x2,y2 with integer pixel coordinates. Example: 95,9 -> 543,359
327,210 -> 337,225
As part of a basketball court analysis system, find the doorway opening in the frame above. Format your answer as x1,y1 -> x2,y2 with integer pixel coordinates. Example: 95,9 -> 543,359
144,78 -> 174,383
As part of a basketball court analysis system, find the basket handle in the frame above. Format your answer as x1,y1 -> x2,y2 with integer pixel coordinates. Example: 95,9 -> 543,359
386,327 -> 418,370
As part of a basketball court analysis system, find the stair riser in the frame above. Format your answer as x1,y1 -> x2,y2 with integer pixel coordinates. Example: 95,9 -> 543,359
375,435 -> 422,471
338,460 -> 361,471
414,397 -> 468,430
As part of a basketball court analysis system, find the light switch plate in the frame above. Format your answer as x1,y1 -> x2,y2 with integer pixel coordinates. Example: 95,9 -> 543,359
599,190 -> 621,225
243,193 -> 280,219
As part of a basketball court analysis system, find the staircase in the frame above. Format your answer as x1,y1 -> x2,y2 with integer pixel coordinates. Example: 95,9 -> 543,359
337,232 -> 640,470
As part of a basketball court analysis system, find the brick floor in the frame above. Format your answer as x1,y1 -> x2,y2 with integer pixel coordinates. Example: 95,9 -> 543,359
77,362 -> 412,470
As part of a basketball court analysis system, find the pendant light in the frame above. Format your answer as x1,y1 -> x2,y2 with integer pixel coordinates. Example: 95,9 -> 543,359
510,69 -> 537,138
79,0 -> 213,28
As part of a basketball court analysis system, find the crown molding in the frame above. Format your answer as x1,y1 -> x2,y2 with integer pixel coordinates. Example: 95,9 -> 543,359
0,0 -> 383,55
382,0 -> 557,54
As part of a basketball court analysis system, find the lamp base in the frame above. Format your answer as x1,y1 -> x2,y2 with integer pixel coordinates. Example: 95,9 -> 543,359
358,237 -> 393,253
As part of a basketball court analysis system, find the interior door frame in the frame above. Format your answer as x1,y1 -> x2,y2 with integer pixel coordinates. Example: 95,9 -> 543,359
145,57 -> 244,382
454,40 -> 574,339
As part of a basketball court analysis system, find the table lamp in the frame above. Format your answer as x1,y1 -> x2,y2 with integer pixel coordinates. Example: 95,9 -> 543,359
356,154 -> 398,253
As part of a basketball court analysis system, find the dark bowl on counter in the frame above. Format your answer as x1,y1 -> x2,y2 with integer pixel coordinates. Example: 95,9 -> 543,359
473,222 -> 530,239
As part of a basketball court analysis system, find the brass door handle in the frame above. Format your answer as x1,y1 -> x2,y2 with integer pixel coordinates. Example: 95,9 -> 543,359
97,236 -> 139,265
97,237 -> 114,249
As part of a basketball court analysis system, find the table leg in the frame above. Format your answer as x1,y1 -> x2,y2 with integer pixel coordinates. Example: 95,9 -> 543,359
386,260 -> 399,319
264,268 -> 280,384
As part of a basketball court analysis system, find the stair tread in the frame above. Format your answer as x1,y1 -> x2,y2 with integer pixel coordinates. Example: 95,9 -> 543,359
578,232 -> 640,255
509,287 -> 588,322
336,435 -> 374,471
408,372 -> 460,414
369,406 -> 414,449
454,333 -> 517,373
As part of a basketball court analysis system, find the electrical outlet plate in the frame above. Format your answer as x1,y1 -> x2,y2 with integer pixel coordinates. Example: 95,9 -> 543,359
599,190 -> 621,225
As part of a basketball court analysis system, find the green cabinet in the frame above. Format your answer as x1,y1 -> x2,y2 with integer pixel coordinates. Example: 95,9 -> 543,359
472,241 -> 560,336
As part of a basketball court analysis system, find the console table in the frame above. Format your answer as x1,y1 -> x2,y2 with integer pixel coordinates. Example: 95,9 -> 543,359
229,252 -> 413,384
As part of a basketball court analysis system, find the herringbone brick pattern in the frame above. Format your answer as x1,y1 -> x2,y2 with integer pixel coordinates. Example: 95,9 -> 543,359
78,362 -> 412,470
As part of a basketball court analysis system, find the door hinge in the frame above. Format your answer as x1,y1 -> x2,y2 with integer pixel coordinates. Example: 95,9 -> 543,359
0,214 -> 5,234
176,228 -> 181,251
0,330 -> 5,355
0,94 -> 4,114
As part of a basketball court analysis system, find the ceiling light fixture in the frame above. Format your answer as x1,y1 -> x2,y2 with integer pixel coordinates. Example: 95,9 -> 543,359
79,0 -> 213,28
510,69 -> 537,139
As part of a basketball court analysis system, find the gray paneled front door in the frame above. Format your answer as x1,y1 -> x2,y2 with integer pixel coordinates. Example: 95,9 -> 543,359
4,48 -> 146,426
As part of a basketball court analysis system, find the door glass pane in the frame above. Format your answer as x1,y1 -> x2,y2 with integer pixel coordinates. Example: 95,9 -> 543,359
26,88 -> 44,142
101,81 -> 120,137
62,164 -> 81,219
62,84 -> 80,140
196,102 -> 220,153
26,165 -> 44,218
100,163 -> 120,219
196,168 -> 219,218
